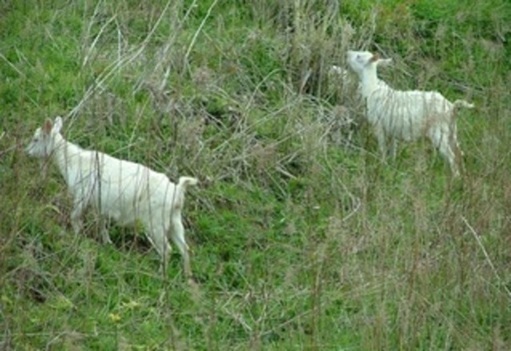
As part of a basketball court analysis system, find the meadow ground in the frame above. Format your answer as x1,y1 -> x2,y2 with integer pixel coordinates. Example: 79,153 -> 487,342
1,0 -> 511,349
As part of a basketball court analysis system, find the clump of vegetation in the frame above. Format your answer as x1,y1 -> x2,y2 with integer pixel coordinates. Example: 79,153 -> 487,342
1,0 -> 511,349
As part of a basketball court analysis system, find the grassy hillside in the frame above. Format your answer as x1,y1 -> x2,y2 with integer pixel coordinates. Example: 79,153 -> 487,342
1,0 -> 511,349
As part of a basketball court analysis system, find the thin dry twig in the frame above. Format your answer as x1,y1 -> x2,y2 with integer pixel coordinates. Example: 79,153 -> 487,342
69,0 -> 173,120
184,0 -> 219,66
462,215 -> 511,299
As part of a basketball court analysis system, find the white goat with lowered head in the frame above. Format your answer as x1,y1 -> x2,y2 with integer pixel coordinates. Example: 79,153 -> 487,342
346,50 -> 474,176
26,116 -> 198,278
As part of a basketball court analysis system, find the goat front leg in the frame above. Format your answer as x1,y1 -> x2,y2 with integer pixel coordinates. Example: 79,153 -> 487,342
374,126 -> 387,162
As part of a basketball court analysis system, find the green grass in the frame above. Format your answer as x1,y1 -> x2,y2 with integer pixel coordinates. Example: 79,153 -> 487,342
2,0 -> 511,349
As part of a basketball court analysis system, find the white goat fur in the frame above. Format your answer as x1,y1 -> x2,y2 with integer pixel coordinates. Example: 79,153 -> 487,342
26,117 -> 198,277
330,60 -> 392,97
346,50 -> 474,176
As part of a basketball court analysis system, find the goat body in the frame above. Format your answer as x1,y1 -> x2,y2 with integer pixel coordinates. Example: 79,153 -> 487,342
346,50 -> 474,176
26,117 -> 197,277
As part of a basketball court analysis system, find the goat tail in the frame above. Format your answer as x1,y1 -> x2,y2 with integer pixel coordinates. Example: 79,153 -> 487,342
177,177 -> 198,196
171,177 -> 198,212
453,100 -> 474,109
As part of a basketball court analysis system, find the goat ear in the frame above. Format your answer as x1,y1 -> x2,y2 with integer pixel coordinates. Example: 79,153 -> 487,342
52,116 -> 63,134
369,53 -> 380,63
377,58 -> 393,67
43,119 -> 53,134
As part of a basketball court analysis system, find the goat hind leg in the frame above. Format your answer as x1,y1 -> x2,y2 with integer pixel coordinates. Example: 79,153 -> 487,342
70,197 -> 89,235
437,138 -> 460,177
169,215 -> 192,279
450,130 -> 464,174
98,217 -> 112,244
429,129 -> 459,176
147,226 -> 172,273
390,138 -> 398,161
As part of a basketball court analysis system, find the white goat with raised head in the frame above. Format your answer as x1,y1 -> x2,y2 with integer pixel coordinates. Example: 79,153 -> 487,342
327,61 -> 394,146
346,50 -> 474,176
330,58 -> 393,97
26,116 -> 198,277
